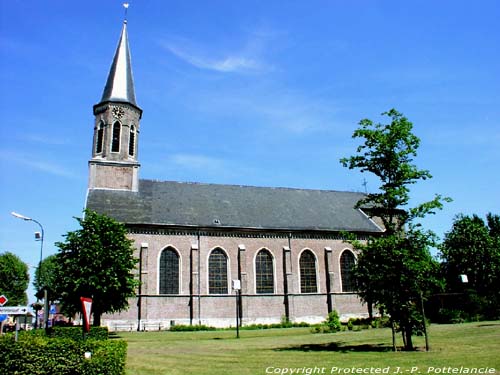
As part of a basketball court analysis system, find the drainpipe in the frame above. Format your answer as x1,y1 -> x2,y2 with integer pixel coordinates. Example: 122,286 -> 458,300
137,243 -> 148,331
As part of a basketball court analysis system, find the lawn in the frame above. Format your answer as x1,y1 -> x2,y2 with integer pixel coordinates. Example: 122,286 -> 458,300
118,321 -> 500,375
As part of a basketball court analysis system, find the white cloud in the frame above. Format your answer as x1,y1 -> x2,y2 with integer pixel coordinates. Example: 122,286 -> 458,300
0,150 -> 79,179
164,43 -> 264,73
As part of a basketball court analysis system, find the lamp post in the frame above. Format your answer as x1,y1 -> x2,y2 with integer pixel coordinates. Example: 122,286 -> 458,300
11,212 -> 48,332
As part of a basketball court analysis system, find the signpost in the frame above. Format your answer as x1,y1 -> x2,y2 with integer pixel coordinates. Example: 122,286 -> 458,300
0,304 -> 35,341
232,280 -> 241,339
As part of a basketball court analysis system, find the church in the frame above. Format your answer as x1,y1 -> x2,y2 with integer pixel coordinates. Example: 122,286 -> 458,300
85,20 -> 384,331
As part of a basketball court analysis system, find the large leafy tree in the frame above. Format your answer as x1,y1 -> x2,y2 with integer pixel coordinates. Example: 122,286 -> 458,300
0,251 -> 29,305
341,109 -> 450,351
33,254 -> 58,300
440,213 -> 500,319
54,210 -> 138,326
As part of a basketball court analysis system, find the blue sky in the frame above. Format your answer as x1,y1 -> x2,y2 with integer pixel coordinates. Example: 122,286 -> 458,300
1,1 -> 499,303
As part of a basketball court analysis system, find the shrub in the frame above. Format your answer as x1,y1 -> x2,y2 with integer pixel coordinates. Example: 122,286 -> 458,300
347,319 -> 354,331
50,326 -> 109,341
436,308 -> 466,324
312,311 -> 342,334
0,329 -> 125,375
325,311 -> 342,332
169,324 -> 217,332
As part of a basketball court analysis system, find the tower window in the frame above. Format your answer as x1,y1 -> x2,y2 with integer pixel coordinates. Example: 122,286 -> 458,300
299,250 -> 317,293
129,125 -> 135,156
96,122 -> 104,154
159,247 -> 180,294
255,249 -> 274,294
111,122 -> 121,152
340,250 -> 357,292
208,248 -> 228,294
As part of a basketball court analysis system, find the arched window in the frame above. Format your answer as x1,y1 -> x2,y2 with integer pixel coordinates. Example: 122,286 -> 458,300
111,122 -> 121,152
128,125 -> 135,156
299,250 -> 317,293
96,122 -> 104,154
159,247 -> 179,294
208,248 -> 228,294
255,249 -> 274,294
340,250 -> 356,292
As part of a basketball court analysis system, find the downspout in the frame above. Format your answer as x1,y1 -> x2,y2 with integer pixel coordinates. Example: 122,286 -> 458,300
137,243 -> 147,331
197,232 -> 201,325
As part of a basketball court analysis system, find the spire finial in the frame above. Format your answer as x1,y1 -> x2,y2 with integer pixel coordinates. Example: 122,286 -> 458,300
123,2 -> 129,23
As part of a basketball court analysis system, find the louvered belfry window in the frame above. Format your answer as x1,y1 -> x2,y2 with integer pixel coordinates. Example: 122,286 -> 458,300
208,248 -> 228,294
256,249 -> 274,294
159,247 -> 179,294
340,250 -> 356,292
111,122 -> 121,152
96,122 -> 104,154
299,250 -> 317,293
128,125 -> 135,156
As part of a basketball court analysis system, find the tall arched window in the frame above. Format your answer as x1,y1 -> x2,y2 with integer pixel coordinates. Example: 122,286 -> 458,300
128,125 -> 135,156
96,122 -> 104,154
340,250 -> 356,292
208,248 -> 228,294
159,247 -> 179,294
255,249 -> 274,294
111,122 -> 121,152
299,250 -> 317,293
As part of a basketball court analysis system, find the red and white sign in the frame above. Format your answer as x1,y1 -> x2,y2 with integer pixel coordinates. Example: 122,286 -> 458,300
0,295 -> 8,306
80,297 -> 93,332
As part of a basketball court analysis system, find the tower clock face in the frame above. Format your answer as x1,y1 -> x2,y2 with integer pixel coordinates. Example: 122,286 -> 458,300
112,106 -> 125,119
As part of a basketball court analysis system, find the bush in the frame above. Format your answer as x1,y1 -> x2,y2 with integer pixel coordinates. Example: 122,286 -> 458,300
436,308 -> 466,324
312,311 -> 342,334
325,311 -> 342,332
169,324 -> 217,332
241,321 -> 310,330
49,326 -> 109,341
0,330 -> 126,374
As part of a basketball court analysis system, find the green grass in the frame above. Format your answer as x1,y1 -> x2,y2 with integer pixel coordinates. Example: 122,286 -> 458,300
118,321 -> 500,375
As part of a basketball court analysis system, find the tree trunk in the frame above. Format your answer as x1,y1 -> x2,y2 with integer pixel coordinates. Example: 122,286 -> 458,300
367,300 -> 373,321
391,320 -> 397,352
93,308 -> 101,327
404,325 -> 414,351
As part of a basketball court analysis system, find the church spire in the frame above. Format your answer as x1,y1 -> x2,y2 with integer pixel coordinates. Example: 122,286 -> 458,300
99,20 -> 138,107
89,14 -> 142,193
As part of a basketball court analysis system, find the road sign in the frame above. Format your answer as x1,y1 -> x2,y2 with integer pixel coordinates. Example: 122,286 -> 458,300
0,306 -> 34,316
80,297 -> 93,333
0,295 -> 8,306
0,314 -> 7,322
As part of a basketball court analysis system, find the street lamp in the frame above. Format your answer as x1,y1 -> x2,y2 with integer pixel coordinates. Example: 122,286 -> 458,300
11,211 -> 48,331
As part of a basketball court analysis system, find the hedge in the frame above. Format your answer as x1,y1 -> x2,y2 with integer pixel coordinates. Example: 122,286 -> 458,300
0,331 -> 126,375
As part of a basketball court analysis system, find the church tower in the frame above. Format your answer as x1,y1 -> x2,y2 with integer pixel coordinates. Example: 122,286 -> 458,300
88,20 -> 142,192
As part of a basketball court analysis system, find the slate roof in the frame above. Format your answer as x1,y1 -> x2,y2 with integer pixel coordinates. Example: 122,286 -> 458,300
86,179 -> 383,233
98,21 -> 138,107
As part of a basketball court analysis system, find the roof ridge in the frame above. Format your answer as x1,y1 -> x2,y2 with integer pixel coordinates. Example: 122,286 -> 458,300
139,178 -> 366,195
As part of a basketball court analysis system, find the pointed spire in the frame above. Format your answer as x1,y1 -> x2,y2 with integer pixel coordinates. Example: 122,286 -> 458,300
99,20 -> 138,106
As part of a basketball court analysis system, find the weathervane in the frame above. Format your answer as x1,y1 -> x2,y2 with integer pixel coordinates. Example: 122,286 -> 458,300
123,2 -> 129,22
362,178 -> 368,194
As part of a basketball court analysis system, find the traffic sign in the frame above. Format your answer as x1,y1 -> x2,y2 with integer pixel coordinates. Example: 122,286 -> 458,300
0,306 -> 34,316
0,295 -> 8,306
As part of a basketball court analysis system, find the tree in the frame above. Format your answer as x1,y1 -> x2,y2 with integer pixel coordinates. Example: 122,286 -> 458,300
0,251 -> 29,305
54,210 -> 138,326
33,254 -> 58,300
440,213 -> 500,319
341,109 -> 450,351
